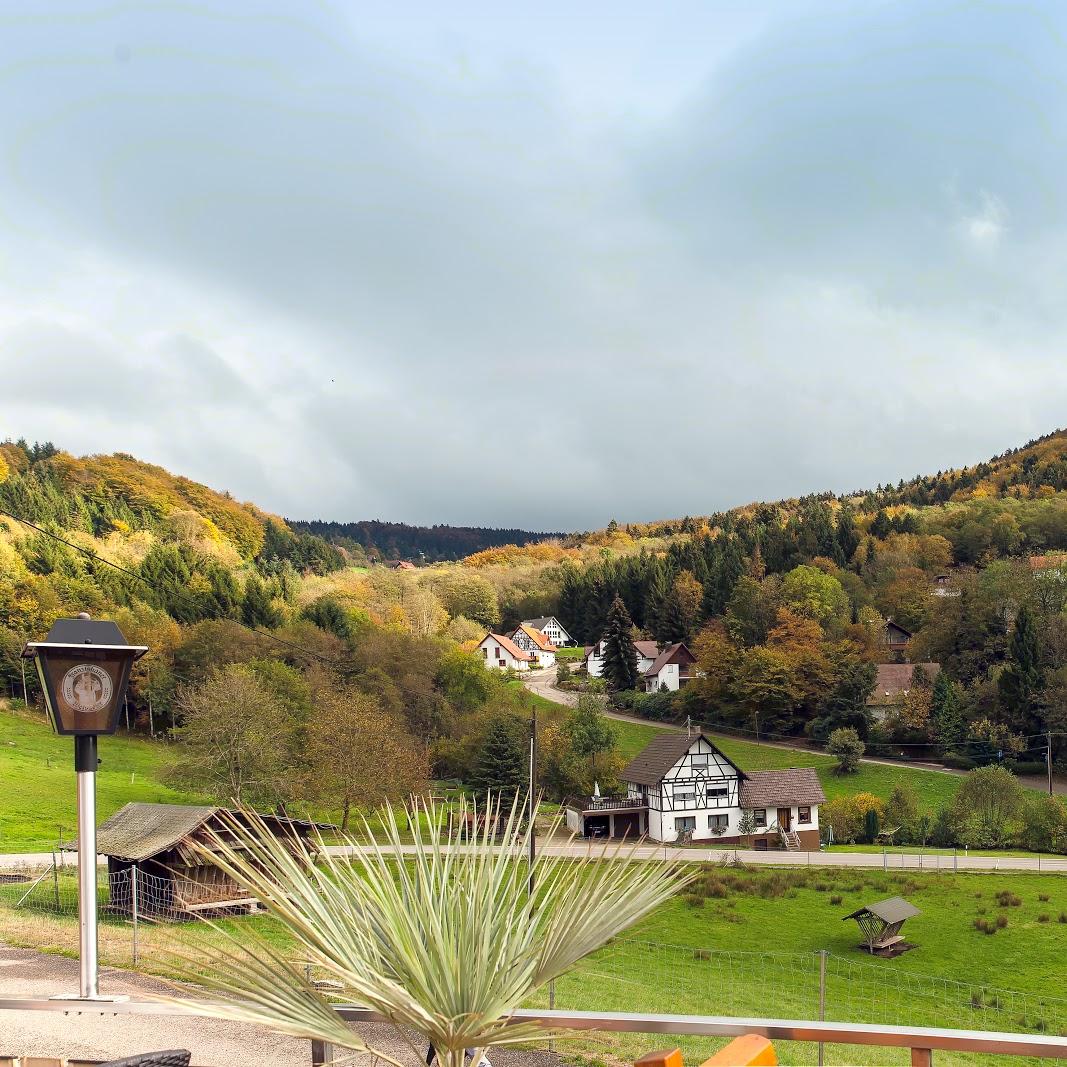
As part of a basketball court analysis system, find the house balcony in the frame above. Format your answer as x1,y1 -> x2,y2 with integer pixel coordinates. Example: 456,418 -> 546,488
565,795 -> 648,839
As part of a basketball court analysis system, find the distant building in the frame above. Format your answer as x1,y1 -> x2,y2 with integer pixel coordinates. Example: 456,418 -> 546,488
931,574 -> 961,598
884,620 -> 912,661
509,623 -> 557,668
521,616 -> 574,647
565,732 -> 824,847
1029,554 -> 1067,580
477,632 -> 533,671
642,642 -> 697,692
866,662 -> 941,720
391,560 -> 417,571
585,638 -> 661,679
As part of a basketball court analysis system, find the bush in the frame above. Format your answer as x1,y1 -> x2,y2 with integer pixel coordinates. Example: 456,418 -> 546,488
1058,913 -> 1067,924
1006,760 -> 1047,776
996,914 -> 1008,929
943,753 -> 978,770
828,727 -> 865,774
830,894 -> 843,905
682,893 -> 705,909
1038,913 -> 1050,923
1039,894 -> 1050,902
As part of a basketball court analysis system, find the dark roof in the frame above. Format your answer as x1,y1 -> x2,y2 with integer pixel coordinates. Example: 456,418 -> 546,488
739,768 -> 826,808
523,617 -> 569,634
885,620 -> 912,639
843,896 -> 920,923
643,642 -> 696,678
64,802 -> 329,862
867,663 -> 941,705
621,731 -> 743,787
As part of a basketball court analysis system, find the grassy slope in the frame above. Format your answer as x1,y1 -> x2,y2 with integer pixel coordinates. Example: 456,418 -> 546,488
0,703 -> 202,852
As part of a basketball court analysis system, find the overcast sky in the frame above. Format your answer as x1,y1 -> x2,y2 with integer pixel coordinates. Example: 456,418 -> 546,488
1,1 -> 1066,530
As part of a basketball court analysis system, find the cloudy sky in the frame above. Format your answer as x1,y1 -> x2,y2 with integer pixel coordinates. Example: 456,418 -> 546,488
1,1 -> 1066,530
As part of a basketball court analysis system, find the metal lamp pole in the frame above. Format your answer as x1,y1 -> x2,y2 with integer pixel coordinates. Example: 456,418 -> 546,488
75,734 -> 99,998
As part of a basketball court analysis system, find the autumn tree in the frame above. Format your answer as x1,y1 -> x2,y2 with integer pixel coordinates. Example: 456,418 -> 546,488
827,726 -> 864,774
301,687 -> 429,831
781,565 -> 849,628
172,664 -> 294,806
950,765 -> 1024,848
601,596 -> 640,691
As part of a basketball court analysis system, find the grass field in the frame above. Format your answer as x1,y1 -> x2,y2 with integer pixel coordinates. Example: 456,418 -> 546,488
3,862 -> 1066,1065
0,703 -> 203,853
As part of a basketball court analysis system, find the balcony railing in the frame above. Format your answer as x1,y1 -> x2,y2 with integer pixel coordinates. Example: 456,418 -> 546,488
4,998 -> 1067,1065
568,795 -> 647,812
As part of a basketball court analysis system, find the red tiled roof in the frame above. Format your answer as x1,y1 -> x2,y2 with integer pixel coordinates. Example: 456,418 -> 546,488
740,769 -> 826,808
867,663 -> 941,705
515,624 -> 557,652
482,633 -> 532,661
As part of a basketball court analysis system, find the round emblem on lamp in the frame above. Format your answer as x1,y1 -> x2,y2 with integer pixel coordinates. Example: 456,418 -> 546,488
62,664 -> 114,716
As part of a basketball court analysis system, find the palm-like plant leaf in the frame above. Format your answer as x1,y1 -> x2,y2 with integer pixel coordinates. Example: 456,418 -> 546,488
161,796 -> 687,1065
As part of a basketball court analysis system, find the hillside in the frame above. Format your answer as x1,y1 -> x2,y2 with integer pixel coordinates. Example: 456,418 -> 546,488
289,517 -> 563,563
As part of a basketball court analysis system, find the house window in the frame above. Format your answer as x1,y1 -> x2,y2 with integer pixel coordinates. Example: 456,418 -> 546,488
482,647 -> 488,659
690,754 -> 709,767
798,806 -> 811,824
495,647 -> 501,658
754,809 -> 767,828
674,790 -> 696,805
708,814 -> 728,833
498,660 -> 507,668
706,786 -> 728,804
675,817 -> 696,832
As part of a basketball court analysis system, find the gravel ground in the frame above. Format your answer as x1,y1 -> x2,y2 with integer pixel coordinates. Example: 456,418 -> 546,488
0,944 -> 561,1067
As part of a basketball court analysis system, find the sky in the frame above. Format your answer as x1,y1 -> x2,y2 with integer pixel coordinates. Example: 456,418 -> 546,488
1,0 -> 1066,530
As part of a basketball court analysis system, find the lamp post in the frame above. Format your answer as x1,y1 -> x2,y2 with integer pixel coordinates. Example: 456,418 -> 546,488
23,613 -> 147,1000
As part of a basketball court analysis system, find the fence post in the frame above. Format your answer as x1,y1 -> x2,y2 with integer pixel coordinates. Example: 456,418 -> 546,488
131,865 -> 139,967
310,1038 -> 331,1067
953,848 -> 957,873
817,949 -> 827,1067
51,852 -> 60,911
549,976 -> 556,1052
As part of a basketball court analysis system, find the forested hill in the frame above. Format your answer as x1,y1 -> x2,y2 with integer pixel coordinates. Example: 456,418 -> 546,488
289,518 -> 563,563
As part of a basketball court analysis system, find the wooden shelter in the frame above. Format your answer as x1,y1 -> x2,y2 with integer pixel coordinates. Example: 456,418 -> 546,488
65,802 -> 329,919
843,896 -> 920,956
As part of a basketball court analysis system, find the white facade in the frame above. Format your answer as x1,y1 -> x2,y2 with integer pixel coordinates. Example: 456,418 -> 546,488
509,626 -> 557,668
644,662 -> 683,692
477,634 -> 530,672
625,736 -> 821,844
586,639 -> 658,679
523,617 -> 574,647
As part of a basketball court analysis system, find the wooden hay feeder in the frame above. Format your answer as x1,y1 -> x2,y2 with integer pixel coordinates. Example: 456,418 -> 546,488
843,896 -> 919,957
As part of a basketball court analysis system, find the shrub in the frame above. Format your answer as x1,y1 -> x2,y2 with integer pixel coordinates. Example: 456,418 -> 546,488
1059,913 -> 1067,924
830,894 -> 843,905
827,727 -> 865,774
970,992 -> 983,1009
693,949 -> 712,961
995,914 -> 1008,929
682,893 -> 705,909
1039,894 -> 1050,902
943,753 -> 977,771
976,907 -> 987,915
1038,913 -> 1050,923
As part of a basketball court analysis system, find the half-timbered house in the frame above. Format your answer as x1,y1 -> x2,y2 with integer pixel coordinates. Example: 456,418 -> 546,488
566,731 -> 824,849
521,616 -> 575,647
509,623 -> 558,668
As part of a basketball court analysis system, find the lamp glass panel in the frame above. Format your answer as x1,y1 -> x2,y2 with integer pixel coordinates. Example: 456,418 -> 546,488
39,653 -> 128,734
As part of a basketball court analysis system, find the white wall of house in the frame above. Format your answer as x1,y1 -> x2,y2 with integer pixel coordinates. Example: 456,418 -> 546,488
622,736 -> 820,843
477,636 -> 529,672
510,629 -> 556,668
535,618 -> 572,646
587,641 -> 656,678
644,662 -> 681,692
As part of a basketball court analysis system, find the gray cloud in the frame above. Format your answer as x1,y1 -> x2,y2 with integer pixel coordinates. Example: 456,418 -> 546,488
0,1 -> 1065,528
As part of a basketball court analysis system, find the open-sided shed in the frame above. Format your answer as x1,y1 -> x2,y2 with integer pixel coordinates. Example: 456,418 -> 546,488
843,896 -> 920,956
66,802 -> 328,919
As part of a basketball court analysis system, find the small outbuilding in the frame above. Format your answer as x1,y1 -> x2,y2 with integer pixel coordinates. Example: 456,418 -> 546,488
843,896 -> 920,956
68,802 -> 328,919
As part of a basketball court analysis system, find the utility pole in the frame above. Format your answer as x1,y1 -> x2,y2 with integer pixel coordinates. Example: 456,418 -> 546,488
1048,730 -> 1054,797
528,704 -> 538,901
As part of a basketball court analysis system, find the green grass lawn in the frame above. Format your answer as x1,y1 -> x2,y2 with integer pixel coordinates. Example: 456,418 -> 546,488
0,702 -> 203,852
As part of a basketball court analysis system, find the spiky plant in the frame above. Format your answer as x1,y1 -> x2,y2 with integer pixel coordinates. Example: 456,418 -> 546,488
166,797 -> 685,1067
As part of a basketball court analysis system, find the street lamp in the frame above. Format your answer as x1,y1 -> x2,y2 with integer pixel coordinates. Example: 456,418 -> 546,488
23,613 -> 147,1000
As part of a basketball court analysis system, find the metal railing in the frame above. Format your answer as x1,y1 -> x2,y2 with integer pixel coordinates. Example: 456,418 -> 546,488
3,998 -> 1067,1065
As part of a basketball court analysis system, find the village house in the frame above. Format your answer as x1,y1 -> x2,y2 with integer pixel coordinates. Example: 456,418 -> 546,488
585,638 -> 661,679
390,560 -> 417,571
642,642 -> 697,692
931,574 -> 961,598
884,620 -> 912,661
72,802 -> 327,919
866,662 -> 941,721
521,616 -> 575,647
509,623 -> 557,668
1029,553 -> 1067,580
566,732 -> 824,848
477,631 -> 532,671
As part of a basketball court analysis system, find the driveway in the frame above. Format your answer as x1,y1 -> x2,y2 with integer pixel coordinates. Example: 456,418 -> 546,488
0,944 -> 561,1067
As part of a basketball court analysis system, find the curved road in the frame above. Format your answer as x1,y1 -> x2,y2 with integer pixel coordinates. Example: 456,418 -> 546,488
522,670 -> 1067,793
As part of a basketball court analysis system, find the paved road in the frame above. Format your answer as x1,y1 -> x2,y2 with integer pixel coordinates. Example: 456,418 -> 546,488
0,944 -> 562,1067
521,671 -> 1067,792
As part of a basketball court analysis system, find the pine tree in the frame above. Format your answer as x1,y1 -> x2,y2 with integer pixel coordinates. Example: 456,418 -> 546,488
931,671 -> 966,752
645,564 -> 670,640
998,603 -> 1044,733
242,574 -> 280,628
659,588 -> 689,645
836,505 -> 860,564
869,509 -> 892,539
470,714 -> 527,803
601,596 -> 640,691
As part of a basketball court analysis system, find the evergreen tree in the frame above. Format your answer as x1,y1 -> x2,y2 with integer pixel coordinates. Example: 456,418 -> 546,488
470,713 -> 527,804
658,588 -> 690,645
601,596 -> 640,691
869,509 -> 892,539
998,603 -> 1044,733
242,574 -> 280,628
836,505 -> 860,564
931,671 -> 966,752
645,563 -> 670,640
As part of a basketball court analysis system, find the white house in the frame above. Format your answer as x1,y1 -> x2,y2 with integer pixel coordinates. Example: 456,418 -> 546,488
477,632 -> 533,672
509,623 -> 557,668
521,616 -> 575,647
565,732 -> 824,849
585,639 -> 660,679
642,642 -> 697,692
